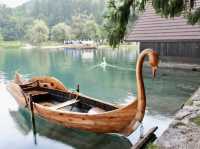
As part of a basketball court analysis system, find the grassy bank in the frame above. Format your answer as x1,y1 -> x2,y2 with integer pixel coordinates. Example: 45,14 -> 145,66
0,41 -> 139,50
191,116 -> 200,126
0,41 -> 24,49
38,41 -> 61,46
0,41 -> 63,49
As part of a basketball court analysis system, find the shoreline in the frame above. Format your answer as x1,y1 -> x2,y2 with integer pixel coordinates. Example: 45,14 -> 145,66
39,44 -> 97,50
1,41 -> 200,71
155,87 -> 200,148
21,43 -> 97,50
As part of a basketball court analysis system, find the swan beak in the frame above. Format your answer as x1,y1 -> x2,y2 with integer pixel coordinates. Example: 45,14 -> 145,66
152,66 -> 157,80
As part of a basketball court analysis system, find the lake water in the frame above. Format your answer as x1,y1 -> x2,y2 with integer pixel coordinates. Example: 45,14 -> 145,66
0,47 -> 199,148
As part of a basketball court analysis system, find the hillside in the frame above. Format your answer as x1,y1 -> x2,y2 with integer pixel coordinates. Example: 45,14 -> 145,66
15,0 -> 106,26
0,0 -> 107,41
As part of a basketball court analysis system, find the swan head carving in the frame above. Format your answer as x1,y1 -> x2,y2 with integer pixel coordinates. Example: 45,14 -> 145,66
148,50 -> 159,79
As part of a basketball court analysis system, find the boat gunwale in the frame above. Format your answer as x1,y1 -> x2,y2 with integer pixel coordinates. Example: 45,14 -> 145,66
19,81 -> 120,109
9,81 -> 138,116
34,100 -> 137,116
33,91 -> 137,116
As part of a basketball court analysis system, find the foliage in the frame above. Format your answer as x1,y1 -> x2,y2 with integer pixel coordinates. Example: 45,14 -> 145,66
152,0 -> 200,25
0,4 -> 33,41
70,15 -> 85,39
0,5 -> 20,41
0,0 -> 107,43
104,0 -> 200,48
188,7 -> 200,25
0,33 -> 3,41
152,0 -> 184,17
18,0 -> 106,26
0,5 -> 12,28
0,41 -> 24,48
71,14 -> 100,40
146,143 -> 159,149
26,20 -> 49,44
51,23 -> 71,42
1,16 -> 25,41
103,0 -> 137,48
191,116 -> 200,126
83,20 -> 100,40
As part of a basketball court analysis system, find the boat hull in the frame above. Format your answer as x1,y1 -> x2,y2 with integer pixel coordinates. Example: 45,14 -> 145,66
7,82 -> 139,136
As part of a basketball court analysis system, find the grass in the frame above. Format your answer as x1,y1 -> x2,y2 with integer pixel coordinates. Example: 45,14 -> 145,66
0,41 -> 139,50
38,41 -> 61,46
0,41 -> 24,48
191,116 -> 200,126
145,143 -> 159,149
184,98 -> 193,106
0,40 -> 62,49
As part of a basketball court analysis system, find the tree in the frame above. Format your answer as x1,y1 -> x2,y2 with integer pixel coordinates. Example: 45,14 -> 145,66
70,14 -> 86,39
0,0 -> 107,42
70,14 -> 101,40
51,23 -> 71,42
26,20 -> 49,44
0,5 -> 25,41
0,4 -> 33,41
104,0 -> 200,48
22,0 -> 105,27
0,32 -> 3,41
83,20 -> 100,40
1,16 -> 27,41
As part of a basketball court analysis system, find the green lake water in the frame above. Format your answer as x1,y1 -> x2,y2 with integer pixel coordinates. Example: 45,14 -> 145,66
0,48 -> 199,148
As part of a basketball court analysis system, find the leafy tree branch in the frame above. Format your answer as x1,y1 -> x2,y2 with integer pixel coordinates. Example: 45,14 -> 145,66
104,0 -> 200,48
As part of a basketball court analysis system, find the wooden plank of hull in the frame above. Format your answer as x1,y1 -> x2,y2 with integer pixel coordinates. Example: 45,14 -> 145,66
7,82 -> 27,106
34,102 -> 138,134
7,82 -> 139,136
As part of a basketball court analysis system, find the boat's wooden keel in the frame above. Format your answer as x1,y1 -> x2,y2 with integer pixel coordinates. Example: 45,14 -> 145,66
131,126 -> 158,149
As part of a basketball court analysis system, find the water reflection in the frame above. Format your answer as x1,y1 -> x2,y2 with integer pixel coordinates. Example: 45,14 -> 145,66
0,48 -> 200,115
1,47 -> 199,148
9,108 -> 132,149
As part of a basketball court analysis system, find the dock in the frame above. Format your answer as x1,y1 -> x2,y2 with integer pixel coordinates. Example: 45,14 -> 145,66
131,127 -> 158,149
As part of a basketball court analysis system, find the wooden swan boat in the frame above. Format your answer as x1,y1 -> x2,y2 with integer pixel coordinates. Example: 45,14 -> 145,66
7,49 -> 159,136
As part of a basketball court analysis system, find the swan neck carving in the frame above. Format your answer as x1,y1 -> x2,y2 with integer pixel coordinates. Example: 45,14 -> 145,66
135,49 -> 158,122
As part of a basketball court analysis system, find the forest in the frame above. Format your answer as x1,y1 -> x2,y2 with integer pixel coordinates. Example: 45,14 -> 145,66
0,0 -> 107,44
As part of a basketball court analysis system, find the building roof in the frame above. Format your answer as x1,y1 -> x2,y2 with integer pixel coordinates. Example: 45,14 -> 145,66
126,3 -> 200,42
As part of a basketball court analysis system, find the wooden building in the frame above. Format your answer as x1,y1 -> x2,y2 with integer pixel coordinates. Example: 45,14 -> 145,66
126,2 -> 200,62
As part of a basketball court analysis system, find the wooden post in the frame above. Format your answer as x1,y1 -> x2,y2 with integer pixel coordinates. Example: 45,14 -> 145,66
131,126 -> 158,149
29,94 -> 37,145
76,84 -> 80,92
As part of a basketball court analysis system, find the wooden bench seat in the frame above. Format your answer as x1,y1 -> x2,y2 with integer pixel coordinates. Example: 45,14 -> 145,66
50,99 -> 79,110
27,91 -> 48,96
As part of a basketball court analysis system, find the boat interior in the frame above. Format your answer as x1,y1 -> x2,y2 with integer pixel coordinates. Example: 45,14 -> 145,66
19,81 -> 118,114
